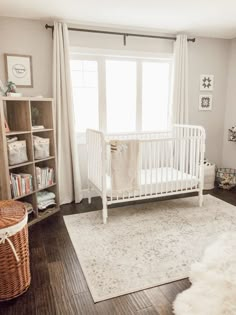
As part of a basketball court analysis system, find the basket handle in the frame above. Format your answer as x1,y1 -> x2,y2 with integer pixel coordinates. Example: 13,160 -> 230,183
0,212 -> 28,263
0,232 -> 19,262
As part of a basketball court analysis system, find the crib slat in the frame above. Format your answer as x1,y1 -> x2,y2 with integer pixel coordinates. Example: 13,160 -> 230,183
153,141 -> 156,195
144,142 -> 147,196
190,128 -> 193,188
156,141 -> 159,195
193,129 -> 196,182
139,143 -> 142,198
180,130 -> 184,191
150,142 -> 153,196
196,129 -> 200,188
160,140 -> 164,194
165,141 -> 168,193
175,127 -> 180,192
170,139 -> 174,193
185,128 -> 189,191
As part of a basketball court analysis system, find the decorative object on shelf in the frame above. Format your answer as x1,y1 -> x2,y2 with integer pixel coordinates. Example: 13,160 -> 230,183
4,117 -> 10,133
32,125 -> 45,130
199,95 -> 212,111
5,54 -> 33,87
31,105 -> 41,126
36,191 -> 56,211
5,81 -> 22,97
6,81 -> 16,93
36,166 -> 55,189
33,136 -> 50,160
10,173 -> 33,198
228,126 -> 236,142
216,168 -> 236,190
7,138 -> 28,166
200,74 -> 214,91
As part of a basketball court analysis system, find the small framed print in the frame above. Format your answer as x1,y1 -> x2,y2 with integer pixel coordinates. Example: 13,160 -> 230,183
4,54 -> 33,87
200,74 -> 214,91
199,95 -> 212,111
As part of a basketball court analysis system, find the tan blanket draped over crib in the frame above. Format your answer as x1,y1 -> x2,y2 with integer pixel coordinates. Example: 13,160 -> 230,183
110,140 -> 140,193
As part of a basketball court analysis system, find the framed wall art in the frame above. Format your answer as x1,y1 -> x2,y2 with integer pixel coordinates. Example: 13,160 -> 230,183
4,54 -> 33,87
199,95 -> 213,111
200,74 -> 214,91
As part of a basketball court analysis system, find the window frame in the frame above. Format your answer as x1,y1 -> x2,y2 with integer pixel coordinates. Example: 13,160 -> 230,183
70,48 -> 173,140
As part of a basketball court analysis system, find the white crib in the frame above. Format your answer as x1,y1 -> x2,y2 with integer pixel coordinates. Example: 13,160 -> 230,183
87,124 -> 206,224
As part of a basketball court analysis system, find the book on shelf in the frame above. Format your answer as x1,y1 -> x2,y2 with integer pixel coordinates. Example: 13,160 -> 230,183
32,125 -> 45,130
36,166 -> 55,189
10,173 -> 33,198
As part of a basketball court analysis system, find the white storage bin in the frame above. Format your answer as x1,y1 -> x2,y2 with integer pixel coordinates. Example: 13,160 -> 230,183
7,140 -> 28,166
33,136 -> 50,160
204,163 -> 215,190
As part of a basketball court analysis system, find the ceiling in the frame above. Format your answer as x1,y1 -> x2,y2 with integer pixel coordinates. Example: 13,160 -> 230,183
1,0 -> 236,39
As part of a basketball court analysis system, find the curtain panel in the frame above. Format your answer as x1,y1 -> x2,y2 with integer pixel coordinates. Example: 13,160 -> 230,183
53,22 -> 82,204
172,34 -> 189,124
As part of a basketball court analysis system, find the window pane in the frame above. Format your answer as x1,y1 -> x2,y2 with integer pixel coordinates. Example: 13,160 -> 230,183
106,60 -> 136,133
70,60 -> 99,133
142,62 -> 170,131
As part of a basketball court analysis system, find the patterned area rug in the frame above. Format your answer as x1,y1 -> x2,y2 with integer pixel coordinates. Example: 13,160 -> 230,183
63,195 -> 236,302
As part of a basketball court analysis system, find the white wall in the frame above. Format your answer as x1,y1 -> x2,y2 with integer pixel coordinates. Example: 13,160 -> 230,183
222,39 -> 236,168
0,17 -> 53,97
188,38 -> 230,167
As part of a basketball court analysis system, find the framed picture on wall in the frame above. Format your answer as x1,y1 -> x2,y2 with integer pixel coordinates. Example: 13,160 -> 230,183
199,95 -> 213,111
4,54 -> 33,87
200,74 -> 214,91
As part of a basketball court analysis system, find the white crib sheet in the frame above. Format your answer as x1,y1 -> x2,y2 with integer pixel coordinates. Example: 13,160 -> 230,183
106,167 -> 198,197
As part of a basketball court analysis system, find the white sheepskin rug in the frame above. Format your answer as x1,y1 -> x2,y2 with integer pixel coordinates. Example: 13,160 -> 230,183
173,233 -> 236,315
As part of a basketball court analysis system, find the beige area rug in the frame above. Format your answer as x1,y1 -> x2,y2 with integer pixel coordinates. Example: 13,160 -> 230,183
63,195 -> 236,302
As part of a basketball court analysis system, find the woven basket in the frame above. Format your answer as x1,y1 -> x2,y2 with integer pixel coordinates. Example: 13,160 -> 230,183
0,200 -> 31,301
216,168 -> 236,190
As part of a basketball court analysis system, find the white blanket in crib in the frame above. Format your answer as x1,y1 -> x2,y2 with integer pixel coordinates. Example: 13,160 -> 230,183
110,140 -> 140,193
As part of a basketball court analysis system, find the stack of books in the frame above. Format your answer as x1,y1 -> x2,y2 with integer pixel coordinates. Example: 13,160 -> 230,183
36,167 -> 55,189
10,173 -> 33,198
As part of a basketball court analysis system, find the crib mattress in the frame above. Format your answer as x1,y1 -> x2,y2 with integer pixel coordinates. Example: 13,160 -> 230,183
106,167 -> 198,198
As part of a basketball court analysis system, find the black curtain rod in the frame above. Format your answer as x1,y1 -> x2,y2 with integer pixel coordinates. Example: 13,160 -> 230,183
45,24 -> 195,45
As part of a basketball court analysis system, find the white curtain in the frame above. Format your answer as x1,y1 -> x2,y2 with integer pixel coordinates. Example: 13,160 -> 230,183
172,34 -> 189,124
53,22 -> 82,204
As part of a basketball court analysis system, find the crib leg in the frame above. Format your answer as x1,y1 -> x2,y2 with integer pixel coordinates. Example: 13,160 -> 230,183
102,198 -> 108,224
88,181 -> 92,204
198,190 -> 203,207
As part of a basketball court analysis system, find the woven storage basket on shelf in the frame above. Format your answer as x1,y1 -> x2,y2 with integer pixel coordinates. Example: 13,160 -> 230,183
0,200 -> 31,301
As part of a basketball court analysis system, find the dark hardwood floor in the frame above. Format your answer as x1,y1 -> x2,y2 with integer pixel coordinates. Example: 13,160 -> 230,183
1,187 -> 236,315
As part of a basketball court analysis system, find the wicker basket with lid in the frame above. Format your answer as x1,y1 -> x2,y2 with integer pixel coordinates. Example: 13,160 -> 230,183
0,200 -> 31,301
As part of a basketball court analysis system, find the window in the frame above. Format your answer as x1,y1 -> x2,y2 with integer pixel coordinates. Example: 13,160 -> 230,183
70,60 -> 99,133
70,52 -> 172,138
106,60 -> 137,133
142,61 -> 170,131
